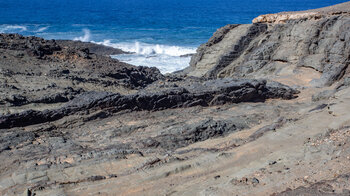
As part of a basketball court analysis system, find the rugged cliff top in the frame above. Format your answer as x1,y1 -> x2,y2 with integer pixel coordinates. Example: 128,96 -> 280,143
253,1 -> 350,23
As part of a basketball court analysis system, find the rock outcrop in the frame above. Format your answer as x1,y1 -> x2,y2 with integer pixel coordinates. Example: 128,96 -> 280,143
186,2 -> 350,87
56,40 -> 128,56
1,2 -> 350,196
0,79 -> 298,129
0,33 -> 164,115
253,1 -> 350,24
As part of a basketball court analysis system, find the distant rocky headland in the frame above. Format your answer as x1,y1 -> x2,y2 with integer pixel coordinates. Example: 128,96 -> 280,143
1,2 -> 350,196
252,1 -> 350,24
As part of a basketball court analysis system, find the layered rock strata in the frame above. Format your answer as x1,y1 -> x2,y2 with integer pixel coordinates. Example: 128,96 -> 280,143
1,2 -> 350,196
186,2 -> 350,88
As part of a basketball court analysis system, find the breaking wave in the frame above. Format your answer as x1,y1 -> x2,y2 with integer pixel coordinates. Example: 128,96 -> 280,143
73,28 -> 91,42
0,25 -> 197,74
95,40 -> 197,73
96,40 -> 196,57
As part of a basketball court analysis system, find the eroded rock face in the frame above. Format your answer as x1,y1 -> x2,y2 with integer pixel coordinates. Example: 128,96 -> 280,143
187,13 -> 350,87
186,23 -> 268,78
253,1 -> 350,24
252,12 -> 320,24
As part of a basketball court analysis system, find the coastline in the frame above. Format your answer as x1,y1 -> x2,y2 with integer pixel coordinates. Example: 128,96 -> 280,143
1,1 -> 350,195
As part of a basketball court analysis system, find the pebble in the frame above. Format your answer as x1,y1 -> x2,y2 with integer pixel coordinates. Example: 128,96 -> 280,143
252,177 -> 260,184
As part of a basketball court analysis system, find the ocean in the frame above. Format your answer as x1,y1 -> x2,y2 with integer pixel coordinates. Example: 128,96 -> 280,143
0,0 -> 347,73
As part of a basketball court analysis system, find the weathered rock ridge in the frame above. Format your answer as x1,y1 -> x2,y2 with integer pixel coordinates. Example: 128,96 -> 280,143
253,1 -> 350,24
0,79 -> 298,129
186,2 -> 350,88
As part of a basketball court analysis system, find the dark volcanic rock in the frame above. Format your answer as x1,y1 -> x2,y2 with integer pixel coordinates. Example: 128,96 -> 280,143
31,88 -> 82,104
105,66 -> 163,88
5,94 -> 28,106
142,118 -> 239,151
275,174 -> 350,196
0,78 -> 298,129
4,88 -> 82,106
0,34 -> 61,58
0,34 -> 127,58
56,40 -> 128,56
0,33 -> 165,118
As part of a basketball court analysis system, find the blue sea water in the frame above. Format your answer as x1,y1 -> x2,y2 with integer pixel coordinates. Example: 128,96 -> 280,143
0,0 -> 348,73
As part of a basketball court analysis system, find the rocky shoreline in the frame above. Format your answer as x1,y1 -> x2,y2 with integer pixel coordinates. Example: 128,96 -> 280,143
1,2 -> 350,196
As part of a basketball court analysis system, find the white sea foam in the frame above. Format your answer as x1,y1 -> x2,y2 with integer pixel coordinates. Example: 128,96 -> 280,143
0,25 -> 28,33
97,40 -> 196,57
96,40 -> 197,74
73,29 -> 91,42
0,24 -> 51,34
34,26 -> 49,33
111,53 -> 192,74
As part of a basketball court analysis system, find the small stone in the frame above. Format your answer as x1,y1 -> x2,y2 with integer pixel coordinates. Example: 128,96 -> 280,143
108,174 -> 118,178
22,189 -> 31,196
252,177 -> 260,184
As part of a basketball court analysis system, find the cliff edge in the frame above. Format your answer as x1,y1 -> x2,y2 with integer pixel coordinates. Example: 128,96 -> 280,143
186,2 -> 350,89
253,1 -> 350,24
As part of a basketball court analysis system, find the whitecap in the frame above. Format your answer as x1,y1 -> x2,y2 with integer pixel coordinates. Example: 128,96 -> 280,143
112,53 -> 192,74
94,40 -> 197,73
34,26 -> 49,33
95,40 -> 196,57
0,25 -> 28,33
